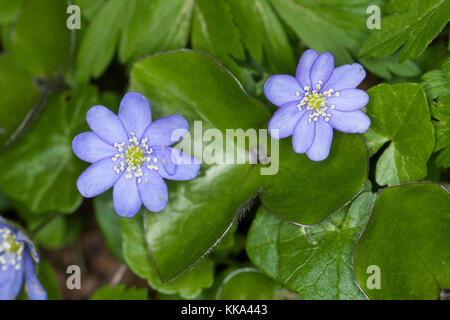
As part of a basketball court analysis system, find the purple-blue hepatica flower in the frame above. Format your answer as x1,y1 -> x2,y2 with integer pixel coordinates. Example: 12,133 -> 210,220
264,49 -> 371,161
72,92 -> 200,217
0,219 -> 46,300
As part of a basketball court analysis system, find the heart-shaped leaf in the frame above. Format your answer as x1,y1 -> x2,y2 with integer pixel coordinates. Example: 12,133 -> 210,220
363,83 -> 434,186
247,191 -> 375,299
354,182 -> 450,300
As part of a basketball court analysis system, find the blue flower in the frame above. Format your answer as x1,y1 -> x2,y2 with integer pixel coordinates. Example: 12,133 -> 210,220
72,92 -> 200,217
0,218 -> 46,300
264,49 -> 371,161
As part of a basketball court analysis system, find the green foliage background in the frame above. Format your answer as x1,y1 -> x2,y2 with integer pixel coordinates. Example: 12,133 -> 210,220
0,0 -> 449,300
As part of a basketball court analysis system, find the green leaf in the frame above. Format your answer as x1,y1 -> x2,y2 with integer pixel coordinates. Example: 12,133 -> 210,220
363,83 -> 434,186
270,0 -> 374,65
10,0 -> 71,77
121,214 -> 214,299
431,96 -> 450,168
360,54 -> 421,80
33,214 -> 83,250
90,284 -> 147,300
0,0 -> 24,24
130,50 -> 269,281
259,133 -> 368,224
75,0 -> 131,83
354,183 -> 450,299
227,0 -> 296,74
191,0 -> 245,81
0,54 -> 39,147
422,55 -> 450,100
247,191 -> 375,300
94,192 -> 124,261
361,0 -> 450,62
215,268 -> 291,300
119,0 -> 195,64
0,86 -> 99,214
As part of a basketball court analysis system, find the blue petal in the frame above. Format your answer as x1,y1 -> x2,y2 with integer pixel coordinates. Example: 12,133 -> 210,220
158,149 -> 201,181
306,119 -> 333,161
296,49 -> 318,89
137,167 -> 168,212
264,75 -> 303,106
142,115 -> 188,147
113,174 -> 142,218
292,113 -> 316,154
0,259 -> 24,300
322,63 -> 366,92
269,101 -> 306,139
86,105 -> 128,145
76,157 -> 122,198
72,132 -> 117,163
329,110 -> 371,133
153,147 -> 177,175
23,253 -> 46,300
309,52 -> 334,88
326,89 -> 369,112
118,92 -> 152,140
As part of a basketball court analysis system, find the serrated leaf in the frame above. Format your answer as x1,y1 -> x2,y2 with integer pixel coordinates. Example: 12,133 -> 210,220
247,191 -> 375,299
363,83 -> 434,186
354,183 -> 450,299
270,0 -> 375,66
121,214 -> 214,299
431,95 -> 450,168
422,55 -> 450,100
10,0 -> 71,77
361,0 -> 450,62
0,86 -> 99,214
90,284 -> 147,300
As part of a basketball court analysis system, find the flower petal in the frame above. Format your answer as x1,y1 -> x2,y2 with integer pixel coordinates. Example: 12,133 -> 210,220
292,112 -> 316,154
113,174 -> 142,218
268,101 -> 306,139
72,132 -> 117,163
326,89 -> 369,112
137,167 -> 168,212
306,118 -> 333,161
296,49 -> 318,89
158,149 -> 201,181
76,157 -> 121,198
142,115 -> 188,147
86,105 -> 128,145
264,75 -> 303,106
322,63 -> 366,92
0,260 -> 23,300
118,92 -> 152,140
328,110 -> 371,133
23,253 -> 46,300
309,52 -> 334,88
153,147 -> 177,175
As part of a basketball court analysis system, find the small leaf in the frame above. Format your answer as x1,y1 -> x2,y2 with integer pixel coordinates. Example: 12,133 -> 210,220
247,191 -> 375,300
354,182 -> 450,299
0,86 -> 99,214
227,0 -> 296,74
215,268 -> 292,300
422,55 -> 450,100
90,284 -> 148,300
361,0 -> 450,62
431,96 -> 450,168
363,83 -> 434,186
